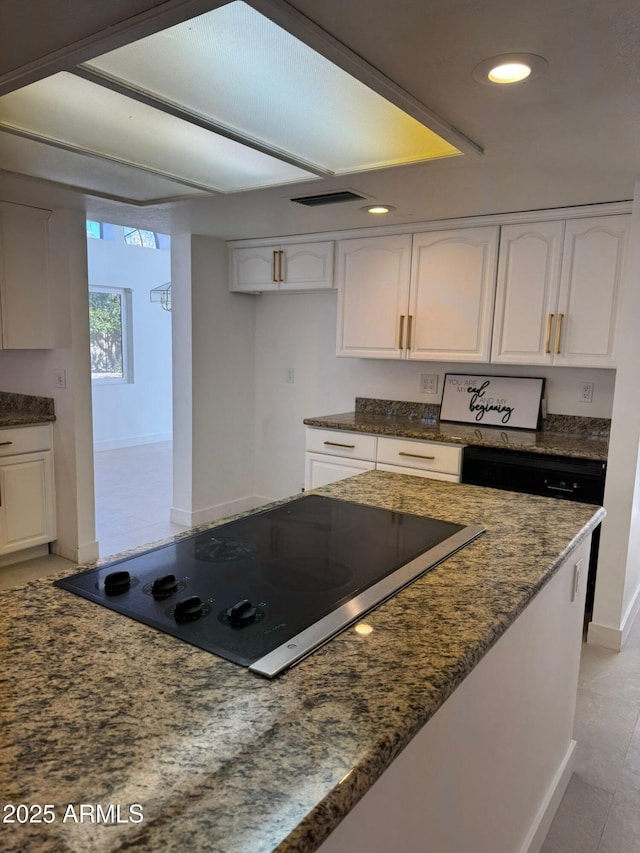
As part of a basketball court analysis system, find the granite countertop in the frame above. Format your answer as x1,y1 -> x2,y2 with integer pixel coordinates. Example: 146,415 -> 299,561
0,472 -> 603,853
304,410 -> 609,462
0,391 -> 55,427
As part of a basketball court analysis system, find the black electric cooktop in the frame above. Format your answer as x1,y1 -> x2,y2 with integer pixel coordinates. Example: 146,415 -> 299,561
55,495 -> 484,677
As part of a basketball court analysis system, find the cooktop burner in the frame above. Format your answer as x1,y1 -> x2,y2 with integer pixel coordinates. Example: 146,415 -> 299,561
55,495 -> 484,677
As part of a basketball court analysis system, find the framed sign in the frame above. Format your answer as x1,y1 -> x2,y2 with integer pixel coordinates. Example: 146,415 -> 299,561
439,374 -> 544,430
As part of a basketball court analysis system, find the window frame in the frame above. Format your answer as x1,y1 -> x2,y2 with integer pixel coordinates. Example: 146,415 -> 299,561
88,286 -> 134,385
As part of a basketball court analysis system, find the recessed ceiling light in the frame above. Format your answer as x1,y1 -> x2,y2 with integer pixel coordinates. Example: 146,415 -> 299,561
365,205 -> 395,214
473,53 -> 548,86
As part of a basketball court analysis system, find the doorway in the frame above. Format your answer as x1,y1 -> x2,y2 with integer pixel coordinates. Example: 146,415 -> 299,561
86,220 -> 185,557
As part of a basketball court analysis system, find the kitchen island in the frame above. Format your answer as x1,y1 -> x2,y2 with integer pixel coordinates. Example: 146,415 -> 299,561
0,471 -> 603,853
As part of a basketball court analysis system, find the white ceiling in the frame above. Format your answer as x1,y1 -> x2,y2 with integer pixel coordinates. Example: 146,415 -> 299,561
1,0 -> 639,239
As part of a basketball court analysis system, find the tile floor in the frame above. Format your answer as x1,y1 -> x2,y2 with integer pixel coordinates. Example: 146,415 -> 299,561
93,440 -> 187,559
1,441 -> 639,851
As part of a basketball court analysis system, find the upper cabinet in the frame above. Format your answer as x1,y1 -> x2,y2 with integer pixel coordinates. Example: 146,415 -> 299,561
230,241 -> 334,292
336,234 -> 412,358
0,203 -> 53,350
336,227 -> 498,362
492,214 -> 628,367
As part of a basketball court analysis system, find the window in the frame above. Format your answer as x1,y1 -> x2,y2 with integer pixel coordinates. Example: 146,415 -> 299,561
86,220 -> 102,239
89,287 -> 133,382
123,227 -> 158,248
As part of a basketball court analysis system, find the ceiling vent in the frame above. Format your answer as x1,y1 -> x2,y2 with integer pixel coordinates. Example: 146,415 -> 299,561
290,190 -> 367,207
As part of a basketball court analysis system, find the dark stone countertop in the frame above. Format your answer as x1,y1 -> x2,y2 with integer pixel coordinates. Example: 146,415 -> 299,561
0,391 -> 55,427
304,410 -> 608,462
0,471 -> 603,853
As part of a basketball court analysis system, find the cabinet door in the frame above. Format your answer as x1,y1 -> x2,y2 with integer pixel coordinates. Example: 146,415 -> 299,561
0,451 -> 56,555
408,227 -> 498,362
304,453 -> 375,490
554,215 -> 628,367
336,234 -> 412,358
280,241 -> 334,290
230,246 -> 279,292
0,206 -> 52,349
491,221 -> 564,365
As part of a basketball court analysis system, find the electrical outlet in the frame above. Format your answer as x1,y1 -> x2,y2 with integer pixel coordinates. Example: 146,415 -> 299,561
53,368 -> 66,389
420,373 -> 439,395
285,368 -> 295,384
579,382 -> 594,403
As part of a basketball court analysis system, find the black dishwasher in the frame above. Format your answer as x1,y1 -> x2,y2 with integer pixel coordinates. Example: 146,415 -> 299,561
461,445 -> 606,619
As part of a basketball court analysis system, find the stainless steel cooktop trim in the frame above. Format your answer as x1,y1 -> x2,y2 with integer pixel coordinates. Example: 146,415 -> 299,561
249,522 -> 485,678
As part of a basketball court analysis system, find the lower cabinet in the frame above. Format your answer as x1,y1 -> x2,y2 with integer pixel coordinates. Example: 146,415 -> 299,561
304,428 -> 377,490
0,424 -> 56,556
304,428 -> 464,489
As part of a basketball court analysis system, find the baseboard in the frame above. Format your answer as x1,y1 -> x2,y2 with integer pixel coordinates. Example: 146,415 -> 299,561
586,620 -> 622,650
0,544 -> 49,567
521,740 -> 576,853
586,578 -> 640,651
51,540 -> 99,565
93,433 -> 172,452
170,495 -> 268,528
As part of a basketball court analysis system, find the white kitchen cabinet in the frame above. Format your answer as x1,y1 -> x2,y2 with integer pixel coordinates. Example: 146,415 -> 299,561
336,234 -> 412,358
408,228 -> 498,362
376,435 -> 463,481
0,424 -> 56,556
492,214 -> 628,367
336,227 -> 498,362
304,427 -> 463,488
0,202 -> 53,349
230,241 -> 334,292
304,428 -> 377,489
491,220 -> 565,365
554,215 -> 628,367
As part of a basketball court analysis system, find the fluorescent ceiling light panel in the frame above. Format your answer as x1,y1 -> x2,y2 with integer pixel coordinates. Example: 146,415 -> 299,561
0,1 -> 462,199
0,132 -> 208,204
0,73 -> 315,192
83,1 -> 460,174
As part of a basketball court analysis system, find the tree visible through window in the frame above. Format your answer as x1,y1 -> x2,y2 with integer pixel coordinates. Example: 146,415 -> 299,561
89,288 -> 132,381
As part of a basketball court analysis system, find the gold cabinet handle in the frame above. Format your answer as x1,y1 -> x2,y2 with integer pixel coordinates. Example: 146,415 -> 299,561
545,313 -> 554,354
278,250 -> 284,282
399,451 -> 435,460
271,250 -> 277,283
0,440 -> 13,446
406,315 -> 413,350
555,313 -> 564,354
398,315 -> 405,349
324,441 -> 356,449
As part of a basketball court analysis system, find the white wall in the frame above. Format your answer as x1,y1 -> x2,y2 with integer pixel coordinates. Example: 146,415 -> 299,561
171,235 -> 258,526
253,290 -> 616,500
88,227 -> 172,451
0,207 -> 97,563
590,180 -> 640,648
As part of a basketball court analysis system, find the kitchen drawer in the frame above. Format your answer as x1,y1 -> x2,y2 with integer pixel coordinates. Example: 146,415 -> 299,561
376,463 -> 460,482
376,436 -> 463,476
0,423 -> 53,457
305,453 -> 375,490
305,428 -> 377,461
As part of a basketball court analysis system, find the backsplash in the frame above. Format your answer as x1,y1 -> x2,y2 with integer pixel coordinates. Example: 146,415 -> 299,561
355,397 -> 610,438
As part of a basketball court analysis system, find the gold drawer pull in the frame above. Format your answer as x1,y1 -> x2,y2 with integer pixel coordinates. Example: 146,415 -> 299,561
545,313 -> 554,354
406,314 -> 413,350
555,313 -> 564,354
0,440 -> 13,446
324,441 -> 356,449
278,249 -> 284,282
399,451 -> 435,460
271,250 -> 277,283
